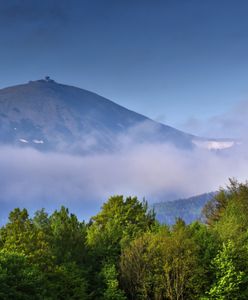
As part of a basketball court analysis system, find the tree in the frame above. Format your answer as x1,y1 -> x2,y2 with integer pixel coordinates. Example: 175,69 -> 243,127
120,220 -> 202,300
47,207 -> 89,298
0,208 -> 54,271
190,221 -> 220,294
101,263 -> 126,300
202,179 -> 248,227
87,196 -> 155,260
202,189 -> 229,226
207,241 -> 246,300
46,262 -> 88,300
0,207 -> 90,299
49,206 -> 87,266
0,208 -> 32,252
203,180 -> 248,294
0,250 -> 43,299
120,230 -> 168,300
162,219 -> 202,300
87,196 -> 155,299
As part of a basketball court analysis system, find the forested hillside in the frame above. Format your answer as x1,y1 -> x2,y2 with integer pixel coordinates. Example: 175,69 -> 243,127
153,192 -> 216,224
0,180 -> 248,299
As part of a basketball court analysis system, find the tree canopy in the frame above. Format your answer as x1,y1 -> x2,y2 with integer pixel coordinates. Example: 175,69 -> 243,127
1,181 -> 248,299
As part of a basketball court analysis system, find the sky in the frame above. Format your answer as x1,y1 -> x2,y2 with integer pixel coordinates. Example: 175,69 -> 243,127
1,0 -> 248,136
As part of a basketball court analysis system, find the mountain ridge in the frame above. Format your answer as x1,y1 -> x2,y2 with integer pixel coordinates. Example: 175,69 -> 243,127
153,192 -> 216,225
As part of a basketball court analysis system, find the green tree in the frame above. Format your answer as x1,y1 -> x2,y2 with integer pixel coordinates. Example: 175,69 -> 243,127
87,196 -> 155,299
120,220 -> 202,300
0,207 -> 89,299
101,263 -> 126,300
203,179 -> 248,297
202,179 -> 248,228
0,208 -> 32,252
120,230 -> 169,300
190,221 -> 220,294
207,241 -> 246,300
49,206 -> 87,265
0,250 -> 43,299
87,196 -> 155,260
46,262 -> 88,300
162,219 -> 202,300
0,208 -> 54,271
47,207 -> 89,298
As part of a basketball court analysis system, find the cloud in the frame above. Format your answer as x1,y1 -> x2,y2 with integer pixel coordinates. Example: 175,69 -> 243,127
181,99 -> 248,139
1,134 -> 248,224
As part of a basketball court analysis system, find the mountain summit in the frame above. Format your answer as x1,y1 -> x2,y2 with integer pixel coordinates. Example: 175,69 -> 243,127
0,78 -> 232,153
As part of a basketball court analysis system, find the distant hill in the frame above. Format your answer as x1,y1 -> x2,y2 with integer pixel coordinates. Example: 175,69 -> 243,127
153,192 -> 216,225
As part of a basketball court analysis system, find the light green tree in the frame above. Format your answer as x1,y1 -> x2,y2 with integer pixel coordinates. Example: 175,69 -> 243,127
101,263 -> 126,300
87,196 -> 155,260
207,241 -> 245,300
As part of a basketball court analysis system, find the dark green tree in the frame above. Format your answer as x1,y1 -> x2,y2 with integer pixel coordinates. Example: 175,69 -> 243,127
49,206 -> 87,265
0,250 -> 43,299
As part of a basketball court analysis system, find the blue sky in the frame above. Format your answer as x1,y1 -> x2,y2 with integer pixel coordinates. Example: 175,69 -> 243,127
1,0 -> 248,134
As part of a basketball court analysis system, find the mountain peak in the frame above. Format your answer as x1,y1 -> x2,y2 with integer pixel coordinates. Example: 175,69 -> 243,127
0,80 -> 224,154
28,76 -> 56,85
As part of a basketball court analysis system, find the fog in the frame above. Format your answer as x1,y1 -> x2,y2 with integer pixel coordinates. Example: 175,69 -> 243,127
0,137 -> 247,222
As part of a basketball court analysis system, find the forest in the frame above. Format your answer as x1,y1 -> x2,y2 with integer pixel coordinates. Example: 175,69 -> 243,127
0,179 -> 247,299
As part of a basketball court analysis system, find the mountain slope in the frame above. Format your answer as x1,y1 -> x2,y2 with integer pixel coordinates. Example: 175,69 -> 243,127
153,192 -> 216,225
0,78 -> 199,153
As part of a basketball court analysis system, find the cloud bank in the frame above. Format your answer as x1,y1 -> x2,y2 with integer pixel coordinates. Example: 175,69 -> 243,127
0,138 -> 248,223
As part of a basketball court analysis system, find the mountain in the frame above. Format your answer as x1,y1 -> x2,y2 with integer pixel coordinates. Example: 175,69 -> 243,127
153,192 -> 216,225
0,78 -> 233,154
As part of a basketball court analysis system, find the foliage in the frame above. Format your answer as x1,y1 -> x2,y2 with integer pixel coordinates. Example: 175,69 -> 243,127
190,221 -> 220,291
87,196 -> 156,258
207,241 -> 246,299
49,206 -> 87,265
162,219 -> 202,300
0,181 -> 248,299
0,206 -> 89,299
86,196 -> 156,298
0,250 -> 43,299
46,262 -> 88,299
101,263 -> 126,300
120,220 -> 205,300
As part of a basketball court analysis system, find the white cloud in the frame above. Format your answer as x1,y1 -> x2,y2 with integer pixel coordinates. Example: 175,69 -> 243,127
0,136 -> 248,222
